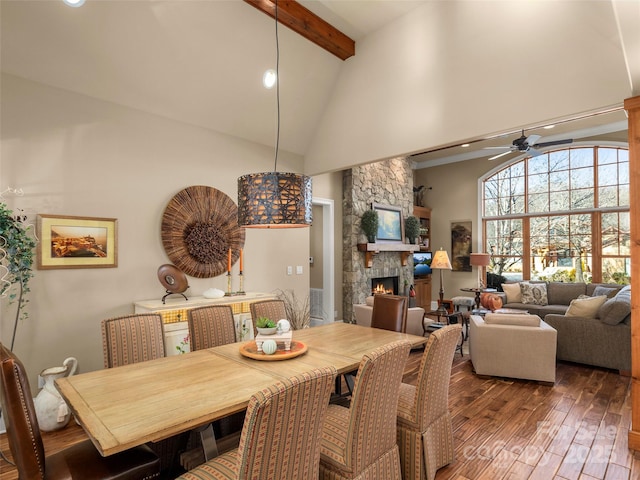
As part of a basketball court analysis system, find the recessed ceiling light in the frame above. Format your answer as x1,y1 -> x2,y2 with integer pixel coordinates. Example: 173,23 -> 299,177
543,125 -> 555,129
461,144 -> 470,148
263,69 -> 276,89
63,0 -> 86,7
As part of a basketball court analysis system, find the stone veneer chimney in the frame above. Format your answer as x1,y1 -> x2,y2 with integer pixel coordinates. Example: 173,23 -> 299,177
343,157 -> 415,323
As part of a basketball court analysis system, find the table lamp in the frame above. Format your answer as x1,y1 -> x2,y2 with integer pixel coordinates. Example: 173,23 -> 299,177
431,249 -> 452,316
470,253 -> 491,289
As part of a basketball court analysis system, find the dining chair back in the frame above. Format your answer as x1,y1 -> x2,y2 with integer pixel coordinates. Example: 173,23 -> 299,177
370,294 -> 408,333
101,313 -> 166,368
319,340 -> 412,480
249,299 -> 287,335
0,343 -> 160,480
396,323 -> 462,480
188,305 -> 237,350
176,366 -> 337,480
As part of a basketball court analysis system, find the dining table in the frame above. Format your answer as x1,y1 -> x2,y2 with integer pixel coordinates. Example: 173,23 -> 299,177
55,322 -> 427,458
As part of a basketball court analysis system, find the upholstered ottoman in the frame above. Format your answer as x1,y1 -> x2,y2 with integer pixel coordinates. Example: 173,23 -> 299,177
452,296 -> 475,312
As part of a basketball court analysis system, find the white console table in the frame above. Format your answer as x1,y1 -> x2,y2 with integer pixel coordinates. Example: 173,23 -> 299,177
134,292 -> 276,356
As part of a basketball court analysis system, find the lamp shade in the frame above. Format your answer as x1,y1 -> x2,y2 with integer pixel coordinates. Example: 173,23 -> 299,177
469,253 -> 491,267
431,249 -> 452,270
237,172 -> 312,228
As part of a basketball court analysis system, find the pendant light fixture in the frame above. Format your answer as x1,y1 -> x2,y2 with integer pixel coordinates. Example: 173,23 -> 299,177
237,0 -> 312,228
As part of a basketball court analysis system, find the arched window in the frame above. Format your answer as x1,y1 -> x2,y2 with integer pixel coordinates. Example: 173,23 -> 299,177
482,146 -> 630,284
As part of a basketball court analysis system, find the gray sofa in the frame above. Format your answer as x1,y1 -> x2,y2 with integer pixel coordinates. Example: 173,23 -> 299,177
495,282 -> 631,372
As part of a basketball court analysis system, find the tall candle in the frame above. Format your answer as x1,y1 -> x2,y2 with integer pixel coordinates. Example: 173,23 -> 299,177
227,248 -> 232,273
240,248 -> 244,272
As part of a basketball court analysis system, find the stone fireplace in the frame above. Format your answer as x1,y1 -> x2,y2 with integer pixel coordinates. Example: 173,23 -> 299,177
342,157 -> 415,322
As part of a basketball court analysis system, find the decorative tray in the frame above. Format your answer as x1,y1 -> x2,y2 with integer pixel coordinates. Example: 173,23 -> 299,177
239,340 -> 308,361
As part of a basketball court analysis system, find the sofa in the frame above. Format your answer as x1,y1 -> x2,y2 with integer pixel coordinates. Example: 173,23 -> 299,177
469,313 -> 557,383
495,282 -> 631,372
354,296 -> 428,338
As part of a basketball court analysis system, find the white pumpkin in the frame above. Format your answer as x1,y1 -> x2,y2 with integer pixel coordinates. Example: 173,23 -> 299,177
262,339 -> 277,355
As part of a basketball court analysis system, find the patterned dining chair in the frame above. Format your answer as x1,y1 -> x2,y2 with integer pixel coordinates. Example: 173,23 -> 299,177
101,313 -> 166,368
0,343 -> 160,480
319,340 -> 412,480
188,305 -> 237,350
396,323 -> 462,480
249,299 -> 287,336
176,366 -> 337,480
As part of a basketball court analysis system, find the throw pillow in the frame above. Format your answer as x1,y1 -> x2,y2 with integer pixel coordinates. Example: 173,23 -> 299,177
501,283 -> 522,303
484,313 -> 540,327
598,285 -> 631,325
565,295 -> 607,318
520,282 -> 548,305
592,286 -> 618,298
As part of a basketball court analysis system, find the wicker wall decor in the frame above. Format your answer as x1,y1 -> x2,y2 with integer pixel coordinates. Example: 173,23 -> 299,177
161,186 -> 245,278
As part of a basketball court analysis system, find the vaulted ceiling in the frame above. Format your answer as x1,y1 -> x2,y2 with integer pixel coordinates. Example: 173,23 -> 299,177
2,1 -> 638,174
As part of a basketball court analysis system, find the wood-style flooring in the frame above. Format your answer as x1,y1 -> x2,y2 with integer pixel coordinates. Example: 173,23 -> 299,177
2,351 -> 639,480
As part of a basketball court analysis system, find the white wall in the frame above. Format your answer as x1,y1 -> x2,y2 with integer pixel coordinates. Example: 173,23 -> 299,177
0,74 -> 319,385
305,1 -> 630,174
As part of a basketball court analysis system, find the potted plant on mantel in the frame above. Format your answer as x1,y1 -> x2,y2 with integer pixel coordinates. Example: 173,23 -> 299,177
404,215 -> 421,244
0,203 -> 37,351
360,209 -> 379,243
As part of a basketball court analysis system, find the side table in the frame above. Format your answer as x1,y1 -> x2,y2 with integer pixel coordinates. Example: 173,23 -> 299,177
424,311 -> 465,356
460,287 -> 497,309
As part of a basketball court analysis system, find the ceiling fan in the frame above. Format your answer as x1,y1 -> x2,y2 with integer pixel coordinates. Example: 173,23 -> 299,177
485,130 -> 573,160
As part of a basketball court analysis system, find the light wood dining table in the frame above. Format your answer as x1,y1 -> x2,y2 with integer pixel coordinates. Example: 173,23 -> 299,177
56,322 -> 426,457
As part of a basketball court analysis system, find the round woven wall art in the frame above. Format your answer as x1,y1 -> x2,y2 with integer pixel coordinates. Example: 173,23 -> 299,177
161,185 -> 245,278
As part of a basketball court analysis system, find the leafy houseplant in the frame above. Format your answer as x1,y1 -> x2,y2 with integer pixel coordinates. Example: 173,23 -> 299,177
360,209 -> 379,243
404,215 -> 421,244
256,316 -> 277,335
0,203 -> 37,350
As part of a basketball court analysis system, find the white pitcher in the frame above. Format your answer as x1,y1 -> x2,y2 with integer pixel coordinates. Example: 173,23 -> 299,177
34,357 -> 77,432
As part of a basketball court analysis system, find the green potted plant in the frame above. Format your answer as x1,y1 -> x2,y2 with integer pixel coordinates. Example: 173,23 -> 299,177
360,209 -> 379,243
404,215 -> 421,244
255,316 -> 277,335
0,203 -> 37,350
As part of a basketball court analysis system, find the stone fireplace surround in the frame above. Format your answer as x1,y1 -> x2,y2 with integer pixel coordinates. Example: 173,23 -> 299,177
343,157 -> 415,323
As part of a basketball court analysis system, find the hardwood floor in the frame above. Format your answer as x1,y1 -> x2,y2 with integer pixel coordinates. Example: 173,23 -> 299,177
2,351 -> 639,480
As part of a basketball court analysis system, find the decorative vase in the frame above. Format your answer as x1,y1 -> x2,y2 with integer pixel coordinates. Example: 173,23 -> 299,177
34,357 -> 77,432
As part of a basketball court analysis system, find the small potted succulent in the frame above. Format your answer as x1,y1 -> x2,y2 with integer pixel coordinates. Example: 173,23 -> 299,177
360,209 -> 379,243
404,215 -> 421,244
255,317 -> 278,335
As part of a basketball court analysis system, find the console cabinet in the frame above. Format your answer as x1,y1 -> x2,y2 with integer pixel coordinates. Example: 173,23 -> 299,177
414,277 -> 432,309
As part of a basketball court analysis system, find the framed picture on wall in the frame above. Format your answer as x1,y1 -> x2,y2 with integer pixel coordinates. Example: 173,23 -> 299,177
373,203 -> 404,243
451,220 -> 472,272
37,214 -> 118,269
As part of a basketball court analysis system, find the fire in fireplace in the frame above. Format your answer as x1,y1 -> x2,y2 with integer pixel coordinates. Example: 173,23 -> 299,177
371,276 -> 399,295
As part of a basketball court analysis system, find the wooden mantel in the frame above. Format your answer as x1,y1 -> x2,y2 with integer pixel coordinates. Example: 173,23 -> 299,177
627,94 -> 640,451
357,243 -> 420,268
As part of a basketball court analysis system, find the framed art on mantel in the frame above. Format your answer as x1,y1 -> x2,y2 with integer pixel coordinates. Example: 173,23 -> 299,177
373,203 -> 404,243
37,214 -> 117,269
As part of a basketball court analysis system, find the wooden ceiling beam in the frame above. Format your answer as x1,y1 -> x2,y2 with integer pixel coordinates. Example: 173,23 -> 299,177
243,0 -> 355,60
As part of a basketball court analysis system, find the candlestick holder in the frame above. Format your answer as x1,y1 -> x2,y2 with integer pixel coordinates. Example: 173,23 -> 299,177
225,272 -> 232,296
237,271 -> 245,295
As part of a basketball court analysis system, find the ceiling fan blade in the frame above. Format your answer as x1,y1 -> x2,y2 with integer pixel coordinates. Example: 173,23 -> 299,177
526,134 -> 541,145
488,150 -> 513,161
528,148 -> 543,157
533,138 -> 573,148
483,146 -> 511,150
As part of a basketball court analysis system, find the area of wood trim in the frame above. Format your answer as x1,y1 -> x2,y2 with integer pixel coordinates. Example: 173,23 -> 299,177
243,0 -> 355,60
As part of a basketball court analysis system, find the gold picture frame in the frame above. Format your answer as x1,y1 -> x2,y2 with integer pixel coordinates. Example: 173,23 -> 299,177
37,214 -> 118,269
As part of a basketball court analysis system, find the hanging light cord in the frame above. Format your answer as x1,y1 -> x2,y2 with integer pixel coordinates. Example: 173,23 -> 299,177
273,0 -> 280,172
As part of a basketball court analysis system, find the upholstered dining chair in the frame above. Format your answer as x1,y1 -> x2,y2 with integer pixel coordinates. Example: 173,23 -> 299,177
396,323 -> 462,480
188,305 -> 237,350
319,340 -> 412,480
370,294 -> 408,333
101,313 -> 166,368
0,343 -> 160,480
176,366 -> 337,480
249,299 -> 287,336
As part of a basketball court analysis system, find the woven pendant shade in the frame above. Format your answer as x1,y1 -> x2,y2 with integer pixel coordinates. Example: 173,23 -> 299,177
237,172 -> 312,228
161,185 -> 245,278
